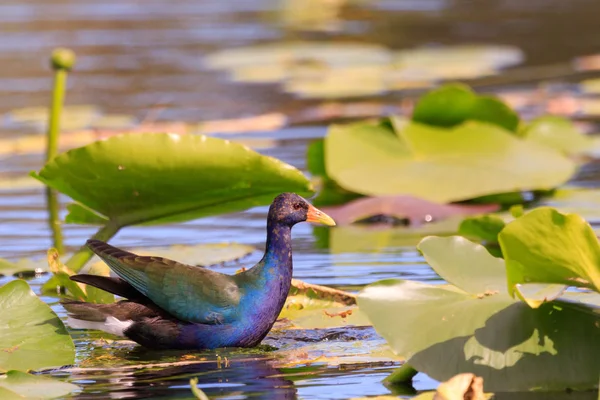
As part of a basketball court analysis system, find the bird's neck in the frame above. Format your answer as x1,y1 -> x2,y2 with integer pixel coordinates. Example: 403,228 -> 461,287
246,221 -> 293,303
262,221 -> 293,277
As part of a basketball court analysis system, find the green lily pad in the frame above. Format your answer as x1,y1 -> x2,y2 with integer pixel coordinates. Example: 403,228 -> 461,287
542,187 -> 600,223
31,133 -> 312,227
520,116 -> 592,156
499,207 -> 600,294
417,236 -> 506,294
0,257 -> 48,278
325,120 -> 575,203
358,279 -> 600,391
359,237 -> 600,391
412,84 -> 519,132
458,214 -> 506,243
0,371 -> 78,399
0,387 -> 23,400
0,280 -> 75,371
307,139 -> 327,177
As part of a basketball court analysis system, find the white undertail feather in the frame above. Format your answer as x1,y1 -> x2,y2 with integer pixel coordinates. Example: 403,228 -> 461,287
66,316 -> 133,337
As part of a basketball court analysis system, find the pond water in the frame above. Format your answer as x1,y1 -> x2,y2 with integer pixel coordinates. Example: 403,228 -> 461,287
1,0 -> 600,399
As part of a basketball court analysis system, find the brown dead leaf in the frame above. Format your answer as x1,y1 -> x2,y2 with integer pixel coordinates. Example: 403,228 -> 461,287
434,373 -> 488,400
323,309 -> 353,318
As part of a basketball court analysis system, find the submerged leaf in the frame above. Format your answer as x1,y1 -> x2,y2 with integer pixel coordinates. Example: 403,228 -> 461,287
0,281 -> 75,371
0,370 -> 78,399
499,207 -> 600,294
32,133 -> 312,227
325,120 -> 574,203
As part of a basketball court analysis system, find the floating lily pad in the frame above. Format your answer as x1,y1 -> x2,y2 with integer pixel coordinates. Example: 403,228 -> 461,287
499,207 -> 600,294
359,236 -> 600,391
359,282 -> 600,391
32,133 -> 312,227
412,84 -> 519,132
0,258 -> 48,278
0,370 -> 78,399
418,236 -> 506,294
520,116 -> 593,156
393,45 -> 524,81
204,43 -> 523,99
0,280 -> 75,371
325,119 -> 575,203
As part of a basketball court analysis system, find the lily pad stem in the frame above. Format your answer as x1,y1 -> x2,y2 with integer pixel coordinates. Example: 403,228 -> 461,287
45,48 -> 75,255
65,221 -> 120,272
384,362 -> 418,384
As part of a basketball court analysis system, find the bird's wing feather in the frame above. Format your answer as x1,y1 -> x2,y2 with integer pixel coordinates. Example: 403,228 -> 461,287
87,240 -> 242,324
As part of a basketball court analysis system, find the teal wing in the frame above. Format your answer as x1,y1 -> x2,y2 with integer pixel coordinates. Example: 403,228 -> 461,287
87,240 -> 242,324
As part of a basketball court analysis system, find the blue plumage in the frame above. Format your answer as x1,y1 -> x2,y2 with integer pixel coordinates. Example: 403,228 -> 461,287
62,193 -> 335,350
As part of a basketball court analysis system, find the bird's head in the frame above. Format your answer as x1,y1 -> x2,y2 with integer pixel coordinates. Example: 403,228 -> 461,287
268,193 -> 336,228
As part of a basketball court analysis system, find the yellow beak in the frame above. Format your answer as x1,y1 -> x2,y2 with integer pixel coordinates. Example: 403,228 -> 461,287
306,204 -> 336,226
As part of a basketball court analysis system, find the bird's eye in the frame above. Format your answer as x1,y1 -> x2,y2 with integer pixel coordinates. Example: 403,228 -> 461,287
293,202 -> 302,210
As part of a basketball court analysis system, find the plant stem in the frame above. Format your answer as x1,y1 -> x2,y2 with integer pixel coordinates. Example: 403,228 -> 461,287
45,48 -> 76,254
384,362 -> 418,384
65,222 -> 121,272
46,188 -> 64,254
46,69 -> 67,162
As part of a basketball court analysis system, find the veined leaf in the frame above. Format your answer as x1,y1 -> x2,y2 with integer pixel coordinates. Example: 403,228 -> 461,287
32,133 -> 312,227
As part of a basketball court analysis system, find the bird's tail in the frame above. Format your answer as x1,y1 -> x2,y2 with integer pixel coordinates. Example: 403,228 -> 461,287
62,300 -> 134,336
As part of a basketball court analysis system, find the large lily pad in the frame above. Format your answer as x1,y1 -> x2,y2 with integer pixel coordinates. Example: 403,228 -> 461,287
325,119 -> 575,203
0,370 -> 78,399
358,237 -> 600,391
0,280 -> 75,371
498,207 -> 600,294
359,286 -> 599,392
32,133 -> 312,227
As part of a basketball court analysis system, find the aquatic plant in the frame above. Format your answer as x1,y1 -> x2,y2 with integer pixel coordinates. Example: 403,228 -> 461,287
359,207 -> 600,392
308,83 -> 600,217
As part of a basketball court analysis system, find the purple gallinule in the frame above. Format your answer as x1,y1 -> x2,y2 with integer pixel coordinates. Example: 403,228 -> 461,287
63,193 -> 335,349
